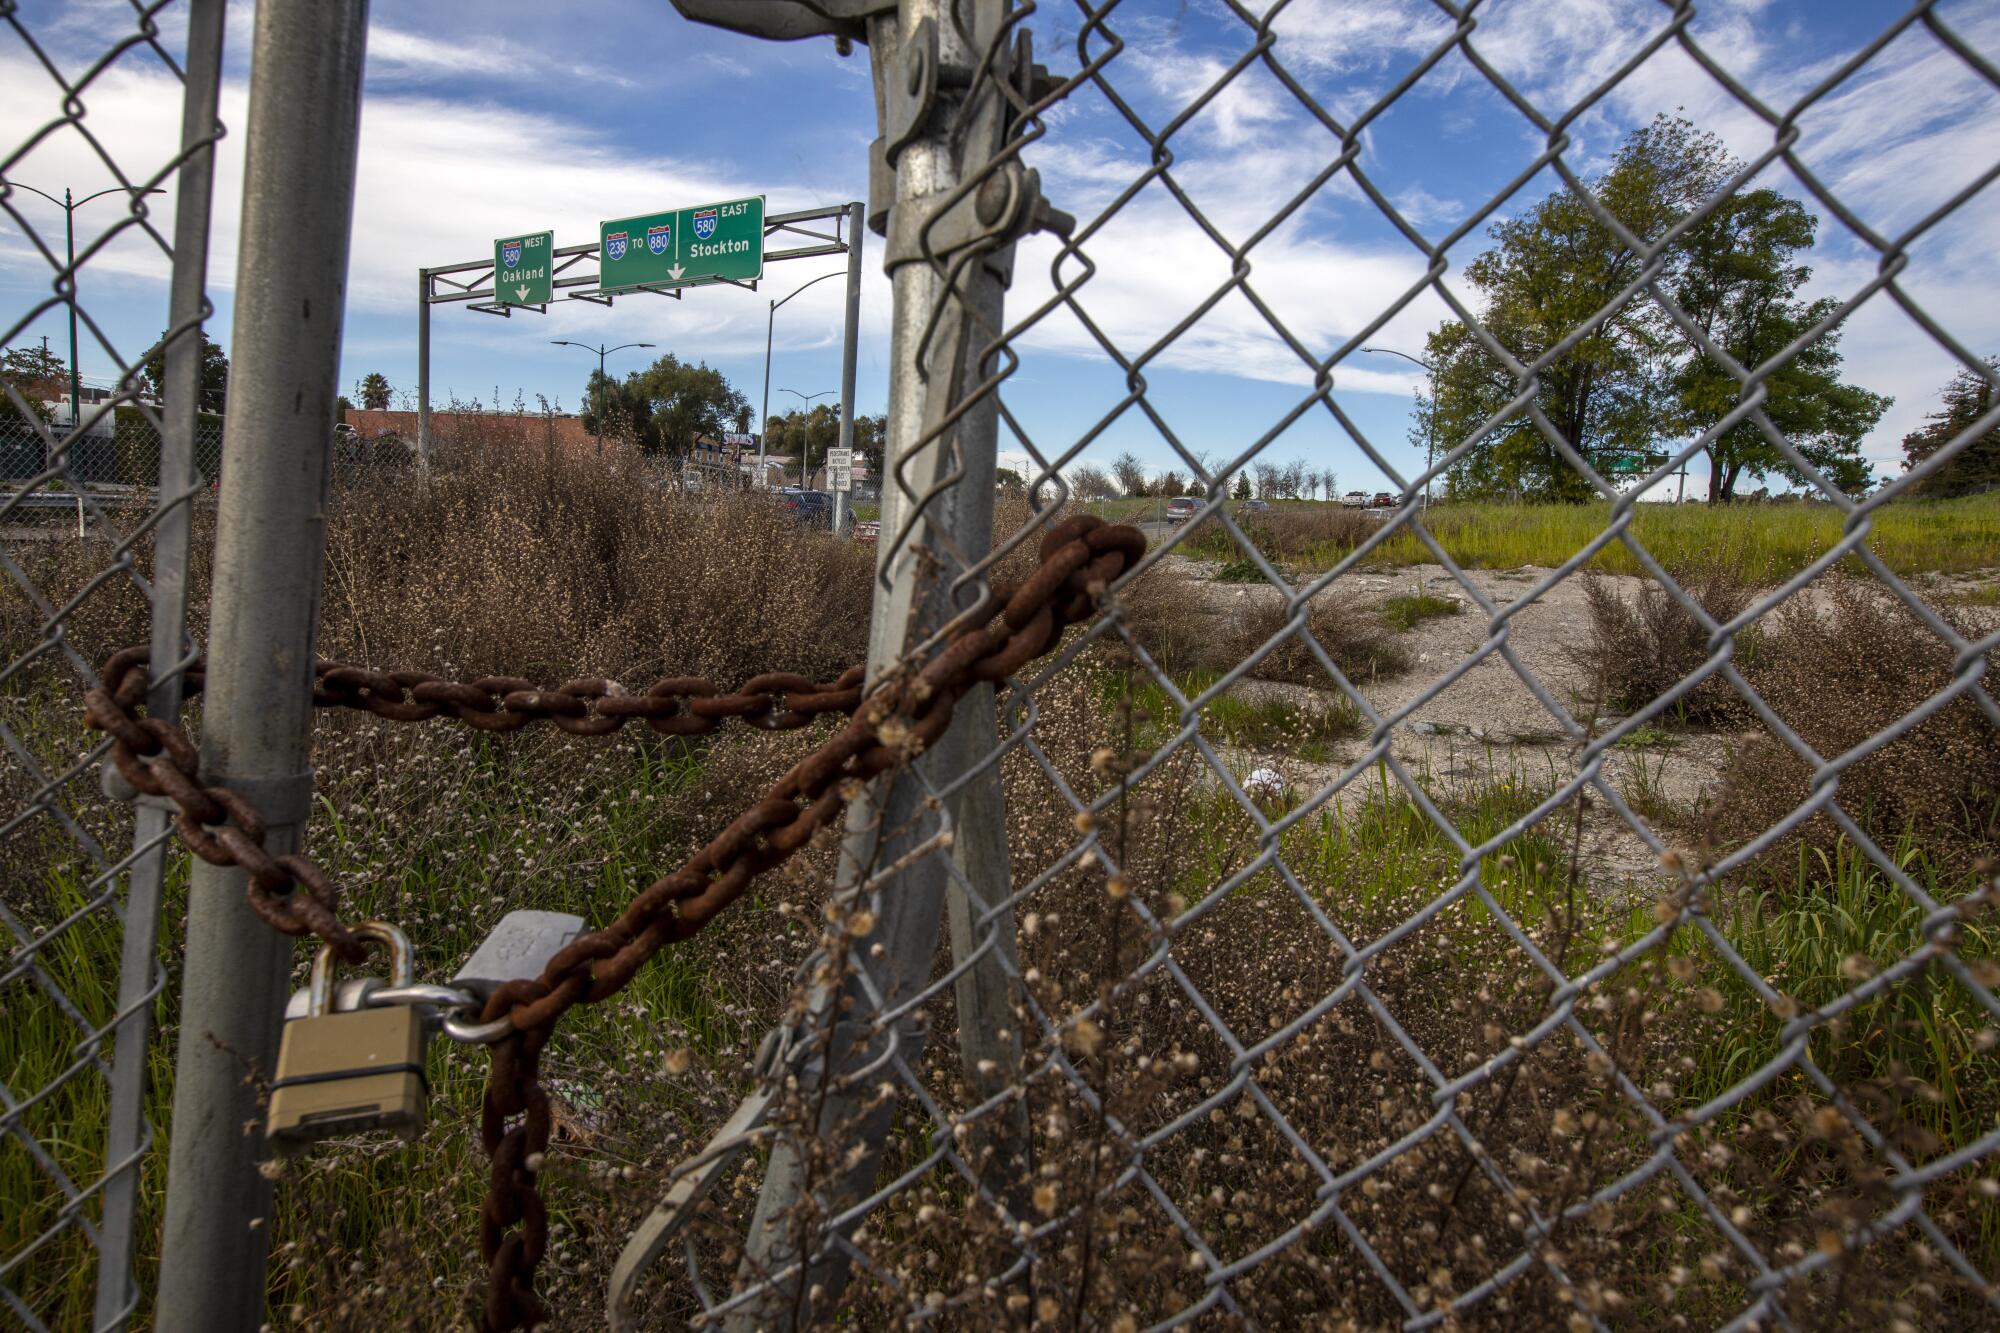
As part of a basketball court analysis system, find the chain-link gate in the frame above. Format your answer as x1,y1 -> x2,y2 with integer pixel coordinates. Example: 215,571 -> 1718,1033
613,1 -> 2000,1329
6,0 -> 1999,1328
0,0 -> 225,1327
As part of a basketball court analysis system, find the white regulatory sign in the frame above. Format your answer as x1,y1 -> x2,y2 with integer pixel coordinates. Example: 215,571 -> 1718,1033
825,447 -> 853,492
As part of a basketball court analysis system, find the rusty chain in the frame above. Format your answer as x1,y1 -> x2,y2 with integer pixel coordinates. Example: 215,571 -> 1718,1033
81,514 -> 1146,1330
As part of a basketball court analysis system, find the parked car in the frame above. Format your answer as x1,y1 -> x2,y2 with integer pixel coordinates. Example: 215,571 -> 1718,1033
851,519 -> 881,543
1238,498 -> 1272,515
1165,496 -> 1199,523
772,488 -> 833,526
1341,490 -> 1368,507
1371,491 -> 1395,507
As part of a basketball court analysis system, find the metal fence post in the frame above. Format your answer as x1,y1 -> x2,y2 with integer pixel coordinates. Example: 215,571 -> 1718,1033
152,2 -> 371,1328
729,3 -> 1029,1321
91,4 -> 229,1327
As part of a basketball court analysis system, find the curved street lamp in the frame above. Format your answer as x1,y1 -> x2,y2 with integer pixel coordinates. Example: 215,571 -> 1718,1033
758,270 -> 844,487
1365,346 -> 1437,510
780,388 -> 838,486
2,181 -> 166,425
552,339 -> 654,454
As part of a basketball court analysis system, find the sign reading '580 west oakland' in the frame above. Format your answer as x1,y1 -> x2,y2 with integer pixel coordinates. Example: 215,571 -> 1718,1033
598,196 -> 764,294
494,230 -> 553,305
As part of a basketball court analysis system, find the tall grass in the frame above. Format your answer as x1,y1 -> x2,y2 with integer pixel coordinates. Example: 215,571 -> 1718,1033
1182,493 -> 2000,581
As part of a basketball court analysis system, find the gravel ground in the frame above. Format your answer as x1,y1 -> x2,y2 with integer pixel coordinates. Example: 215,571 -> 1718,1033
1124,548 -> 2000,897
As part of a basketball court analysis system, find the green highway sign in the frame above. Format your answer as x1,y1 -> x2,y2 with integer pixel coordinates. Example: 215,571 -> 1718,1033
598,196 -> 764,294
494,230 -> 553,305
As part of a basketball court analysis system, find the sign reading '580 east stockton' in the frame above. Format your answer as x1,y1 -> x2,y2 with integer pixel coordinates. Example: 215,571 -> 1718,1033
598,196 -> 764,294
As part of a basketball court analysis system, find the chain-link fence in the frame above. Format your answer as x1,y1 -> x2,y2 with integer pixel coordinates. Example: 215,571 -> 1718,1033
620,2 -> 2000,1330
0,0 -> 224,1326
7,0 -> 1999,1328
0,414 -> 222,491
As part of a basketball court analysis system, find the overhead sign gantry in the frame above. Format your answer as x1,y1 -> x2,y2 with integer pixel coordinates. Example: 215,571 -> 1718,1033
415,200 -> 858,465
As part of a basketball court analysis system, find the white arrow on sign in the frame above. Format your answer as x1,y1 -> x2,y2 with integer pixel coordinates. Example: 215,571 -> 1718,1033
668,263 -> 684,280
515,285 -> 531,301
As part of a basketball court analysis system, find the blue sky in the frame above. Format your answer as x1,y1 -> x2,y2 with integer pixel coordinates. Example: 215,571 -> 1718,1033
4,0 -> 1997,498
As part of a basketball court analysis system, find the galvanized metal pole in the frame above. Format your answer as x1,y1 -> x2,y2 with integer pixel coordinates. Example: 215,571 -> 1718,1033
832,200 -> 861,535
416,266 -> 431,466
154,3 -> 370,1328
730,5 -> 1023,1322
93,4 -> 227,1327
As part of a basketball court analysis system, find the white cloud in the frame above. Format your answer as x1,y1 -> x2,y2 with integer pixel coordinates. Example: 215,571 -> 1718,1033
366,22 -> 639,89
1018,0 -> 2000,474
0,44 -> 879,373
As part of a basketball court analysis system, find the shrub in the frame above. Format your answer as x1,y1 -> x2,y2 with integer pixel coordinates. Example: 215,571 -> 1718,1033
1716,574 -> 1998,879
321,433 -> 873,683
1118,574 -> 1410,686
1232,594 -> 1411,685
1571,565 -> 1760,724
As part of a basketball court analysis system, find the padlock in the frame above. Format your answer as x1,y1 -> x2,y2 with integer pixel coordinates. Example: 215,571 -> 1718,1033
282,974 -> 384,1023
440,909 -> 586,1043
266,921 -> 428,1154
452,909 -> 585,999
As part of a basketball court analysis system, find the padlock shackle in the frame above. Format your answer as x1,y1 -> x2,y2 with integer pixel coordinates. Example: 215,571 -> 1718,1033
307,920 -> 415,1016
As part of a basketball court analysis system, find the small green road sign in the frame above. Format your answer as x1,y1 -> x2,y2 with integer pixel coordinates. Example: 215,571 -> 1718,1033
494,230 -> 553,305
599,196 -> 764,294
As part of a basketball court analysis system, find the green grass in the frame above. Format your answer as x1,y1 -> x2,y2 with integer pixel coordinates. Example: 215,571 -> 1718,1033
1285,764 -> 1579,922
1103,666 -> 1362,763
1214,558 -> 1265,583
1381,590 -> 1462,632
1186,493 -> 2000,582
1660,834 -> 1998,1159
1942,582 -> 2000,607
1,722 -> 770,1329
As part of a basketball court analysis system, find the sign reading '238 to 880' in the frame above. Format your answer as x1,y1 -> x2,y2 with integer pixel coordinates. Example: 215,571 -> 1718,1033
598,196 -> 764,294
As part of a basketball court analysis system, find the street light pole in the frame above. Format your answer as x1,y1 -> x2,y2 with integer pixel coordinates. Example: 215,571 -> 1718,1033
759,269 -> 844,489
552,339 -> 653,456
2,181 -> 165,425
1365,346 -> 1437,511
780,386 -> 836,488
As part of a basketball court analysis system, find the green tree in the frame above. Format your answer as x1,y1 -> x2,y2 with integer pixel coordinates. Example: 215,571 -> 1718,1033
1421,115 -> 1884,503
584,353 -> 748,463
854,412 -> 887,479
141,328 -> 229,412
1,345 -> 64,423
1668,190 -> 1885,499
1425,116 -> 1721,500
765,402 -> 841,477
995,467 -> 1025,491
1901,359 -> 2000,497
358,372 -> 392,410
1232,471 -> 1252,500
